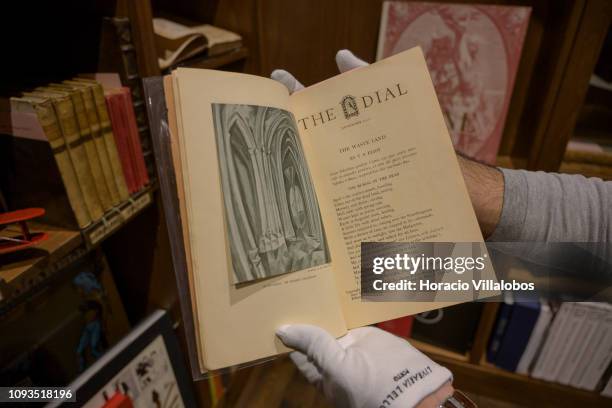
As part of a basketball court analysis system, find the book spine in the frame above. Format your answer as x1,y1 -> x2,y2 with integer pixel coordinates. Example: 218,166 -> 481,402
51,97 -> 104,221
123,89 -> 150,188
487,302 -> 513,363
90,83 -> 130,201
570,304 -> 608,387
70,92 -> 113,211
31,100 -> 91,227
557,304 -> 600,384
79,87 -> 121,206
516,302 -> 552,375
532,303 -> 572,380
106,94 -> 138,193
102,17 -> 156,180
494,302 -> 540,372
551,303 -> 588,381
579,313 -> 612,390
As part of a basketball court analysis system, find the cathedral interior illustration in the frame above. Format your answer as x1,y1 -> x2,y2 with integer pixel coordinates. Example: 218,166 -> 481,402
212,104 -> 330,283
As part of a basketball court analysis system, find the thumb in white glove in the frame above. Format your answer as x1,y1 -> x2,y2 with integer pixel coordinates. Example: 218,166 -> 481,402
271,49 -> 369,94
276,324 -> 453,408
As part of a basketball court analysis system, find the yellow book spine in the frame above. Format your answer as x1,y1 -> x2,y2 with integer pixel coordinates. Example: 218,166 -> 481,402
90,83 -> 130,201
79,86 -> 121,205
50,96 -> 105,220
69,91 -> 114,211
15,98 -> 92,228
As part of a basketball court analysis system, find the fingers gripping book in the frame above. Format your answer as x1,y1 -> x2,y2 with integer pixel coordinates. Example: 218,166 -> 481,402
163,48 -> 485,372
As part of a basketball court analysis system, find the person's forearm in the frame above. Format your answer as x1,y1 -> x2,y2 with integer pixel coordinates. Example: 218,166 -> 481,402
457,155 -> 504,238
457,154 -> 612,242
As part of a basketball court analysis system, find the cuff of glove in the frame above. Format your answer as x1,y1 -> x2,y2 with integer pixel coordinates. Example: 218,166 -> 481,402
385,362 -> 453,408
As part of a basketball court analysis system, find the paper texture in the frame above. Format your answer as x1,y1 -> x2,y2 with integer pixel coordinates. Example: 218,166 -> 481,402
168,47 -> 489,371
171,69 -> 347,370
290,48 -> 485,327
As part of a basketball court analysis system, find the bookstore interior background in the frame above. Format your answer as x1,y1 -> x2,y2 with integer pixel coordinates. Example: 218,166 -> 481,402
1,0 -> 611,407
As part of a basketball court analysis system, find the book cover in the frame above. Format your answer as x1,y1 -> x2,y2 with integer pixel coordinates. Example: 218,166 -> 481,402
570,303 -> 612,387
531,302 -> 573,380
515,300 -> 552,375
63,80 -> 121,206
26,90 -> 105,221
78,79 -> 130,202
48,84 -> 114,211
494,300 -> 540,372
579,310 -> 612,390
487,293 -> 513,363
376,1 -> 531,164
47,310 -> 196,408
98,17 -> 156,181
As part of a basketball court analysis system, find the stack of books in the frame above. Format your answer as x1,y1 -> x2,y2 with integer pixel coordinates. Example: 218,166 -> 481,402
488,298 -> 612,395
1,76 -> 150,231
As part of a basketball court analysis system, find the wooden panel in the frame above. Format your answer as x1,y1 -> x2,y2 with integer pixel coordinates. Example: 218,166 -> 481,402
116,0 -> 161,77
435,354 -> 612,408
0,223 -> 81,300
528,0 -> 612,171
469,302 -> 500,364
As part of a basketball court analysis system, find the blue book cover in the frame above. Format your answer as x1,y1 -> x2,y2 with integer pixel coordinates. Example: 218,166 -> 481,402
487,293 -> 514,363
494,300 -> 541,371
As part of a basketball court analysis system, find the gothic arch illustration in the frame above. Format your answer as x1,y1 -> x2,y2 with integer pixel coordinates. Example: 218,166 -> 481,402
212,103 -> 329,283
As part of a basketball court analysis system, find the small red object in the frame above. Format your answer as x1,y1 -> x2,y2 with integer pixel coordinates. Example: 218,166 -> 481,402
0,208 -> 49,255
376,316 -> 414,338
103,392 -> 134,408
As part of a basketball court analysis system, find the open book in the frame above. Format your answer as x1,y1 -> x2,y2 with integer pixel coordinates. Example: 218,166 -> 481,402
153,18 -> 242,69
164,48 -> 485,372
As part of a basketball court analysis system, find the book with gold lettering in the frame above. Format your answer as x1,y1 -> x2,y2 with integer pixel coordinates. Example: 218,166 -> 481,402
161,47 -> 491,373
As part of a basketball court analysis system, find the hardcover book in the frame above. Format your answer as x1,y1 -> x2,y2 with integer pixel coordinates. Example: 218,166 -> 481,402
376,1 -> 531,164
163,47 -> 491,372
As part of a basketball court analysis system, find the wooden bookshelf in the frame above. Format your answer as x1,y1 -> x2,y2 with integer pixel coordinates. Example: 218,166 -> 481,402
0,186 -> 155,311
174,46 -> 249,71
430,353 -> 612,408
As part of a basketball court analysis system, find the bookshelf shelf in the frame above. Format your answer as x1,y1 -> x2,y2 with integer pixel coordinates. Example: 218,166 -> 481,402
0,223 -> 81,301
428,353 -> 612,408
172,47 -> 249,71
0,185 -> 155,311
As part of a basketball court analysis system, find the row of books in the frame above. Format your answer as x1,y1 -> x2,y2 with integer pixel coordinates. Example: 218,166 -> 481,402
4,76 -> 149,229
488,298 -> 612,396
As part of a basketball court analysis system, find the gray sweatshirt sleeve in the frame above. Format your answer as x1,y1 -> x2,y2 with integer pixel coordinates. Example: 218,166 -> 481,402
488,169 -> 612,242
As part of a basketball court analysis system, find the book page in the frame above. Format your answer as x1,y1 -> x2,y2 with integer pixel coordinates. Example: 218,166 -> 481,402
289,48 -> 485,328
171,68 -> 347,370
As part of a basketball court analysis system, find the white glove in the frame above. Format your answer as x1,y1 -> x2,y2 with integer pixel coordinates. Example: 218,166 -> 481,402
271,49 -> 368,94
276,324 -> 453,408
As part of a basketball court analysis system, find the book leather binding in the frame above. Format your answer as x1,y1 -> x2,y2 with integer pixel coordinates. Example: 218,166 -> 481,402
75,79 -> 130,201
8,97 -> 92,228
105,91 -> 137,193
63,80 -> 121,206
48,84 -> 114,211
98,17 -> 156,181
25,89 -> 104,221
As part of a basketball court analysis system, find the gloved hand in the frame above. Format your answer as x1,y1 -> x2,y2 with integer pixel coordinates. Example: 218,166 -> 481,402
276,324 -> 453,408
271,49 -> 368,94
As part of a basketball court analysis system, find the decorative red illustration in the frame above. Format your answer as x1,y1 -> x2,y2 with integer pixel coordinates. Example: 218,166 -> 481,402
377,2 -> 531,164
